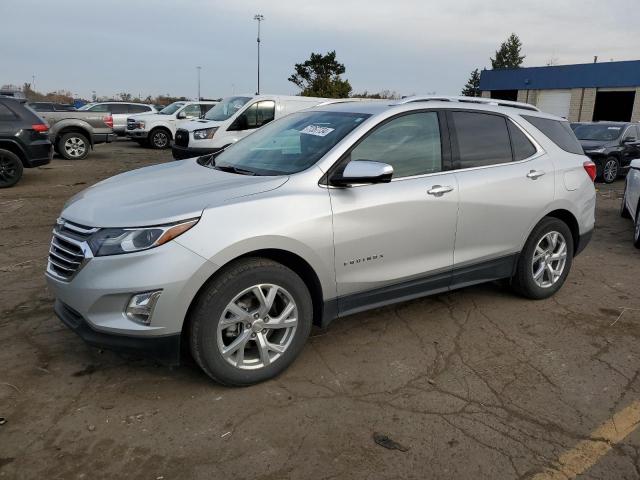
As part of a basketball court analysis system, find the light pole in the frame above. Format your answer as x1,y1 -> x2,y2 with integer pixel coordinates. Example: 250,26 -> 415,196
254,14 -> 264,95
196,66 -> 202,100
32,74 -> 35,92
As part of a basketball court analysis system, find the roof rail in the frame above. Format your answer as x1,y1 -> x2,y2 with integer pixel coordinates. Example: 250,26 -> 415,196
393,95 -> 540,112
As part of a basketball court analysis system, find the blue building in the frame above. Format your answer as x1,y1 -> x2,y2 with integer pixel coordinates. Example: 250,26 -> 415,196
479,60 -> 640,122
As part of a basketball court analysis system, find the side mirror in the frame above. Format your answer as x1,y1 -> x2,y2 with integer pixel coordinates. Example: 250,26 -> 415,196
630,159 -> 640,170
622,136 -> 636,144
177,111 -> 186,119
330,160 -> 393,187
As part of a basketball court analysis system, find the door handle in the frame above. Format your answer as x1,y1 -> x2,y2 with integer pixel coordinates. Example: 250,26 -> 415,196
427,185 -> 454,197
526,170 -> 545,180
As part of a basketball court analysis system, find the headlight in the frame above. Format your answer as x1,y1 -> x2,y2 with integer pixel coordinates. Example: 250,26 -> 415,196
193,127 -> 218,140
88,218 -> 198,256
585,147 -> 606,154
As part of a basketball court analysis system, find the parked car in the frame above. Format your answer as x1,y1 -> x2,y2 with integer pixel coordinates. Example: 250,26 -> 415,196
46,96 -> 596,385
79,102 -> 157,135
171,95 -> 332,160
36,108 -> 116,160
126,101 -> 217,149
620,158 -> 640,247
0,97 -> 52,187
571,122 -> 640,183
0,89 -> 26,99
29,102 -> 77,112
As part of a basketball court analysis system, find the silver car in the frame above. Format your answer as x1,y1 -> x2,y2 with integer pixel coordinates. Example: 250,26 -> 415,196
79,102 -> 157,135
46,96 -> 596,385
621,158 -> 640,246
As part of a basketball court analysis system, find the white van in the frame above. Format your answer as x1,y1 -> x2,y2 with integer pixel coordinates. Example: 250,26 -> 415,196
171,95 -> 333,159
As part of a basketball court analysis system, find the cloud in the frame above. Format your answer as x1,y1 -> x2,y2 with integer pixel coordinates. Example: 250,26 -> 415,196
1,0 -> 637,98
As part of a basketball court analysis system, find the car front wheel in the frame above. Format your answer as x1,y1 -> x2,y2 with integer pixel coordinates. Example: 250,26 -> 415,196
512,217 -> 574,299
189,258 -> 313,386
602,157 -> 619,184
149,129 -> 170,149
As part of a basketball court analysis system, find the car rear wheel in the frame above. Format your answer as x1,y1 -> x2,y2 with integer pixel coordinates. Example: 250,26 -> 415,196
511,217 -> 574,299
621,181 -> 632,219
0,149 -> 23,188
634,208 -> 640,249
149,128 -> 170,149
58,132 -> 90,160
602,157 -> 619,184
189,258 -> 313,386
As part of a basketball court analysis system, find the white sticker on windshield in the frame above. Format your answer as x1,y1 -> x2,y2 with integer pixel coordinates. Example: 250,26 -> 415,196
300,125 -> 335,137
608,127 -> 621,130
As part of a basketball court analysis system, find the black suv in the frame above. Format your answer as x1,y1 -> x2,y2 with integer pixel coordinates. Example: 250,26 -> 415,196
571,122 -> 640,183
0,97 -> 52,188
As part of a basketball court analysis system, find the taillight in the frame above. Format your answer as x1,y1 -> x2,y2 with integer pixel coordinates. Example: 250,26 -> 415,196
31,123 -> 49,133
103,115 -> 113,128
583,160 -> 596,182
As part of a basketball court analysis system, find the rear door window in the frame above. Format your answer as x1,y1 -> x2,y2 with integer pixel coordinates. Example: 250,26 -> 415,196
88,104 -> 110,112
128,104 -> 151,114
181,104 -> 202,118
243,101 -> 276,129
450,111 -> 512,168
522,115 -> 583,154
108,103 -> 128,114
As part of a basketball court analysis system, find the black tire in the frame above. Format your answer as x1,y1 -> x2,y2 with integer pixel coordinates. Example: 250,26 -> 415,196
601,157 -> 619,184
148,128 -> 171,149
58,132 -> 90,160
0,149 -> 23,188
621,181 -> 632,219
512,217 -> 574,299
634,208 -> 640,249
189,257 -> 313,386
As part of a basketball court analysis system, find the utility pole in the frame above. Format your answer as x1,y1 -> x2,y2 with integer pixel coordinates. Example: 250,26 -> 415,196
196,66 -> 202,100
254,14 -> 264,95
32,74 -> 35,92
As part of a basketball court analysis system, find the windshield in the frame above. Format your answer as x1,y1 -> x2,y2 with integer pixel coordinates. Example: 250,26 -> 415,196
204,96 -> 251,121
571,124 -> 623,141
202,111 -> 370,175
159,102 -> 185,115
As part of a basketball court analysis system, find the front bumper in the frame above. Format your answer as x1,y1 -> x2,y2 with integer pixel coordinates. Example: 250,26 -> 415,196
46,240 -> 219,361
126,129 -> 149,140
172,144 -> 223,160
55,300 -> 182,365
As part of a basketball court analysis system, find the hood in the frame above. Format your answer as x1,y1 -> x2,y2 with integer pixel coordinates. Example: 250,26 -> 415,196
180,118 -> 223,132
62,159 -> 288,228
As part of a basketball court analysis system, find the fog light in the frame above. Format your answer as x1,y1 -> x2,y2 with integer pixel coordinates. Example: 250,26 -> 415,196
126,290 -> 162,325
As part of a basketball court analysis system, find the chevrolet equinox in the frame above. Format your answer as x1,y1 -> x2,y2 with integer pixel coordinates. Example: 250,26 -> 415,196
46,96 -> 596,385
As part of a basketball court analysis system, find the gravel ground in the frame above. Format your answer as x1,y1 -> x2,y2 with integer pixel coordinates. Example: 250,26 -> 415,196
1,140 -> 639,479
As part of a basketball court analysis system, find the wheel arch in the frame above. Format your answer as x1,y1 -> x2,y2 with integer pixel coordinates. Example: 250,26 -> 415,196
544,209 -> 580,256
182,248 -> 328,346
56,126 -> 93,146
0,140 -> 27,166
149,125 -> 173,140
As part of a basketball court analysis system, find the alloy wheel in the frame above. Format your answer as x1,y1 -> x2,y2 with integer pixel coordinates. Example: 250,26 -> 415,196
603,159 -> 618,183
531,231 -> 568,288
0,154 -> 18,183
64,136 -> 87,158
217,284 -> 298,370
153,131 -> 168,148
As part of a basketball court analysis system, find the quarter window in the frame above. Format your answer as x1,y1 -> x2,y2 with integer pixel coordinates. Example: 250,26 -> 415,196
349,112 -> 442,178
508,121 -> 537,160
522,115 -> 583,155
451,111 -> 512,168
0,103 -> 17,120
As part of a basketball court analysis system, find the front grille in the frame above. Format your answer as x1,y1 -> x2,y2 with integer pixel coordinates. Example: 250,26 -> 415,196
47,219 -> 98,281
174,129 -> 189,147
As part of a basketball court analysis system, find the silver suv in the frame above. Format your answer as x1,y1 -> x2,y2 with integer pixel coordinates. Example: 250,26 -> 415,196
46,96 -> 596,385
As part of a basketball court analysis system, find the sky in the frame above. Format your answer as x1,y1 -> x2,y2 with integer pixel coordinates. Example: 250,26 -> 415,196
1,0 -> 639,100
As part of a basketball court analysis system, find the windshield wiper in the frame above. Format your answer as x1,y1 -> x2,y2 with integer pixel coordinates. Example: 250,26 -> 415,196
214,164 -> 257,176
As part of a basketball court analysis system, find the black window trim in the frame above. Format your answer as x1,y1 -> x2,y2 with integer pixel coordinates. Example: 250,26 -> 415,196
446,109 -> 543,173
321,108 -> 453,186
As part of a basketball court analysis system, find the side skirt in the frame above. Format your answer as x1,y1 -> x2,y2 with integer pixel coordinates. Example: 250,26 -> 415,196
320,254 -> 519,327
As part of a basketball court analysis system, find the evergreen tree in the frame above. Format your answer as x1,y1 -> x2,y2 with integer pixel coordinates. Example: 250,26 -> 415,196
491,33 -> 525,69
461,69 -> 481,97
288,51 -> 352,98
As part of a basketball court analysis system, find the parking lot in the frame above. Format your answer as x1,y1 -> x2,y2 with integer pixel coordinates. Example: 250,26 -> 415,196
1,140 -> 639,479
